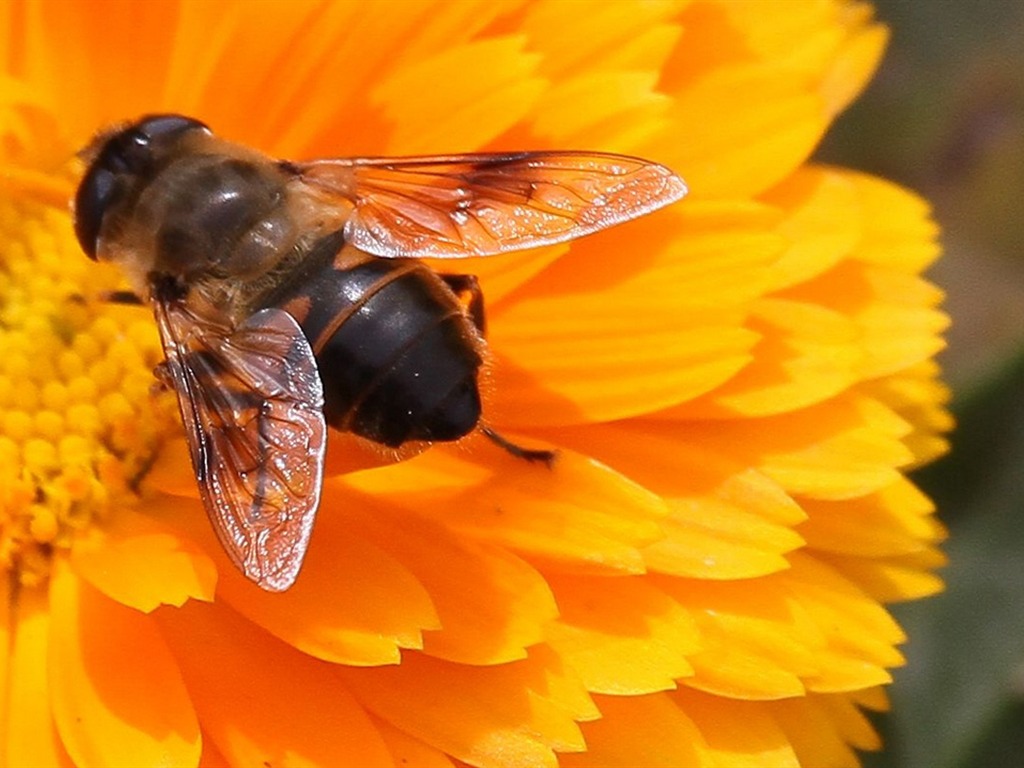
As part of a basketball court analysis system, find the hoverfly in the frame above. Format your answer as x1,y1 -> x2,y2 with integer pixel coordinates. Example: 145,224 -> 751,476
73,114 -> 687,591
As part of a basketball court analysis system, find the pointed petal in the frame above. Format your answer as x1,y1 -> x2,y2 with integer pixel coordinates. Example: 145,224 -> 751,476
671,394 -> 915,500
656,576 -> 822,700
344,496 -> 559,665
562,693 -> 706,768
545,574 -> 699,695
372,715 -> 456,768
5,584 -> 72,767
147,493 -> 440,666
340,647 -> 595,768
372,36 -> 545,154
70,510 -> 217,612
542,423 -> 806,579
672,688 -> 801,768
351,440 -> 670,576
48,560 -> 200,768
156,600 -> 394,768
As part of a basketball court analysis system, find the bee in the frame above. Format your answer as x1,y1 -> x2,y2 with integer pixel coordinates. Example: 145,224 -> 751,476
73,114 -> 687,591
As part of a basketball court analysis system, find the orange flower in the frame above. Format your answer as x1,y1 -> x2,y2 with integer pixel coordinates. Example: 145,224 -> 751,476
0,1 -> 950,766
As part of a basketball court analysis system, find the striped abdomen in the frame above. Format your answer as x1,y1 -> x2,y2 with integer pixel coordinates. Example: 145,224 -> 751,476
261,232 -> 484,447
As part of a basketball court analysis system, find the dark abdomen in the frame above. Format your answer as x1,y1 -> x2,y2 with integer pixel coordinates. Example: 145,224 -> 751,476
261,233 -> 483,447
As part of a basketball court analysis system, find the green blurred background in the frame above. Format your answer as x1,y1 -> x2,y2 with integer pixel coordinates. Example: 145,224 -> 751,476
816,1 -> 1024,766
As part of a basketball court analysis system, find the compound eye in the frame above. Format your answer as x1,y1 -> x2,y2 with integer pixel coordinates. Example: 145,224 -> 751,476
73,165 -> 118,260
135,114 -> 208,142
113,114 -> 209,173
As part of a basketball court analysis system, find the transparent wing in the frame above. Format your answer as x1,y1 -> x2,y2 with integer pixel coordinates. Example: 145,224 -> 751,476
292,151 -> 687,258
154,300 -> 326,591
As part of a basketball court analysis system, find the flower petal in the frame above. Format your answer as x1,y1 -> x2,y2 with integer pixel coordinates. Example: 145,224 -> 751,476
648,64 -> 828,199
672,688 -> 801,768
145,492 -> 440,666
562,692 -> 706,768
770,695 -> 863,768
541,422 -> 807,579
817,691 -> 884,752
656,576 -> 822,700
69,509 -> 217,612
352,439 -> 670,576
371,715 -> 456,768
762,167 -> 862,291
221,519 -> 440,666
519,0 -> 682,79
156,599 -> 394,768
344,494 -> 559,665
782,554 -> 905,693
372,35 -> 545,155
670,298 -> 864,418
48,559 -> 200,768
489,204 -> 782,426
798,478 -> 945,558
5,584 -> 72,766
782,260 -> 948,380
848,171 -> 941,272
545,574 -> 699,695
670,394 -> 915,501
340,647 -> 596,768
820,551 -> 946,603
529,70 -> 672,152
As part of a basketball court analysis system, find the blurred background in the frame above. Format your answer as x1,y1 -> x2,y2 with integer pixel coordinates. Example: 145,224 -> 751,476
816,1 -> 1024,766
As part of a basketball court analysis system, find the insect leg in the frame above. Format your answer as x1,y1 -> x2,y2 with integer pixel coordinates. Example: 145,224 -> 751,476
481,426 -> 556,467
101,289 -> 146,305
441,273 -> 486,335
442,275 -> 555,465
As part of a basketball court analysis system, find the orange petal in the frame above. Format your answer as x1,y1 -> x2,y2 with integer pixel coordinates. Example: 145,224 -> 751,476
820,552 -> 945,603
540,422 -> 806,579
371,715 -> 456,768
761,167 -> 861,291
545,574 -> 698,695
156,600 -> 394,768
529,70 -> 672,152
198,738 -> 233,768
353,438 -> 670,576
230,507 -> 440,664
669,393 -> 915,501
48,559 -> 200,768
770,696 -> 862,768
671,688 -> 801,768
488,204 -> 781,426
561,693 -> 705,768
817,692 -> 883,752
645,63 -> 828,199
818,17 -> 889,117
371,35 -> 545,155
339,647 -> 595,768
5,584 -> 73,767
781,260 -> 948,380
17,0 -> 178,137
275,0 -> 526,156
69,508 -> 217,612
848,171 -> 941,273
670,298 -> 863,418
343,493 -> 558,665
667,0 -> 883,110
519,0 -> 682,79
145,491 -> 440,666
655,576 -> 822,700
782,554 -> 905,693
798,478 -> 945,558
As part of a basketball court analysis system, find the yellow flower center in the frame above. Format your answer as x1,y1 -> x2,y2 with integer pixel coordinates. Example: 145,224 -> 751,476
0,192 -> 175,586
